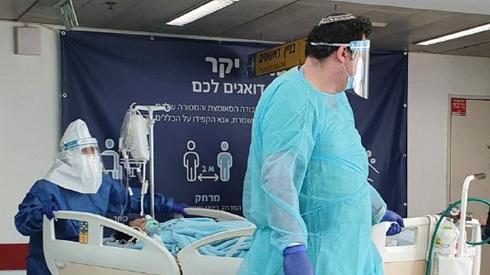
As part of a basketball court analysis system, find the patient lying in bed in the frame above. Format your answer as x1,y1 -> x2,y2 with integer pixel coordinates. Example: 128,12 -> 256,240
104,217 -> 253,257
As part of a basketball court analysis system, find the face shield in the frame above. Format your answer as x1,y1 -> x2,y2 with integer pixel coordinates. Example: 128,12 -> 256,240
45,120 -> 104,194
349,40 -> 370,99
63,137 -> 99,155
309,39 -> 370,99
62,137 -> 104,185
63,137 -> 102,166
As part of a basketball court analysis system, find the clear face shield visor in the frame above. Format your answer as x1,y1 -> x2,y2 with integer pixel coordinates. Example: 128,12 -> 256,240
62,138 -> 103,167
61,138 -> 105,180
310,40 -> 370,99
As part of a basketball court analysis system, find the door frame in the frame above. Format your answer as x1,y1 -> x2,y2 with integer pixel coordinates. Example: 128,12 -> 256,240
446,94 -> 490,205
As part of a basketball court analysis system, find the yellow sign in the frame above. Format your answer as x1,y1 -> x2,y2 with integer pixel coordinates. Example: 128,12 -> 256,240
79,221 -> 89,244
248,38 -> 307,77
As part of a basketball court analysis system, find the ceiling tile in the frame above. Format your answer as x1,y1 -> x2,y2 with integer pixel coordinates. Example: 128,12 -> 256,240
0,0 -> 37,20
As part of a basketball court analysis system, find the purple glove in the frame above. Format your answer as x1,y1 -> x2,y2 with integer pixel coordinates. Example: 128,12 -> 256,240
42,201 -> 59,220
381,209 -> 404,236
172,202 -> 189,215
283,245 -> 314,275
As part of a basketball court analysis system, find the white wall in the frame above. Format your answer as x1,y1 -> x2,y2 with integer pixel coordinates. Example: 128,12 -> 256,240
0,20 -> 60,244
407,53 -> 490,217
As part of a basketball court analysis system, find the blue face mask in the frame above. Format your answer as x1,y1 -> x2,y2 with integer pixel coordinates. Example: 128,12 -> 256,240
344,58 -> 363,95
343,61 -> 355,92
345,74 -> 354,91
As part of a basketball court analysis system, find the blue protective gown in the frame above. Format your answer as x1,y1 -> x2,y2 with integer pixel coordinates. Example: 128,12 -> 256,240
14,175 -> 175,275
239,67 -> 387,275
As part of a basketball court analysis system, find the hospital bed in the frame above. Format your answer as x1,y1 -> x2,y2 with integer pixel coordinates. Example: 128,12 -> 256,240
43,211 -> 482,275
373,215 -> 481,275
43,208 -> 254,275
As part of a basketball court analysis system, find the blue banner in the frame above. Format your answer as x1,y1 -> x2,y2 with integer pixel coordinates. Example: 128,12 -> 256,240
348,52 -> 408,217
61,31 -> 407,217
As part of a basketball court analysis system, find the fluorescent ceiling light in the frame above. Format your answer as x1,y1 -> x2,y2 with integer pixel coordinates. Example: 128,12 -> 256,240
167,0 -> 239,26
372,22 -> 387,28
416,23 -> 490,46
58,0 -> 79,30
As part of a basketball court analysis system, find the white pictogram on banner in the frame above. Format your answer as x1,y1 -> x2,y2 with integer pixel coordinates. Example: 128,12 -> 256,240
183,140 -> 233,183
366,149 -> 379,183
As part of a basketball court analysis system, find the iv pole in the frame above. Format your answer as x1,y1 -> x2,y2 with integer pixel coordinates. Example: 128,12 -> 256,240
134,104 -> 172,218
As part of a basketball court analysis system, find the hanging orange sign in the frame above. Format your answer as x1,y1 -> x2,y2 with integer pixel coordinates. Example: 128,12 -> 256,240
247,38 -> 307,77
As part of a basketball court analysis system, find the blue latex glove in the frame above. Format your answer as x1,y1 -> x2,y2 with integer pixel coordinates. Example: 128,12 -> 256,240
42,201 -> 59,220
381,209 -> 404,236
172,202 -> 189,215
283,245 -> 314,275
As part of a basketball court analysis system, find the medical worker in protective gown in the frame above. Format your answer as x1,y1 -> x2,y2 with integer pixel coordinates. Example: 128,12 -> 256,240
15,119 -> 187,275
239,13 -> 404,275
